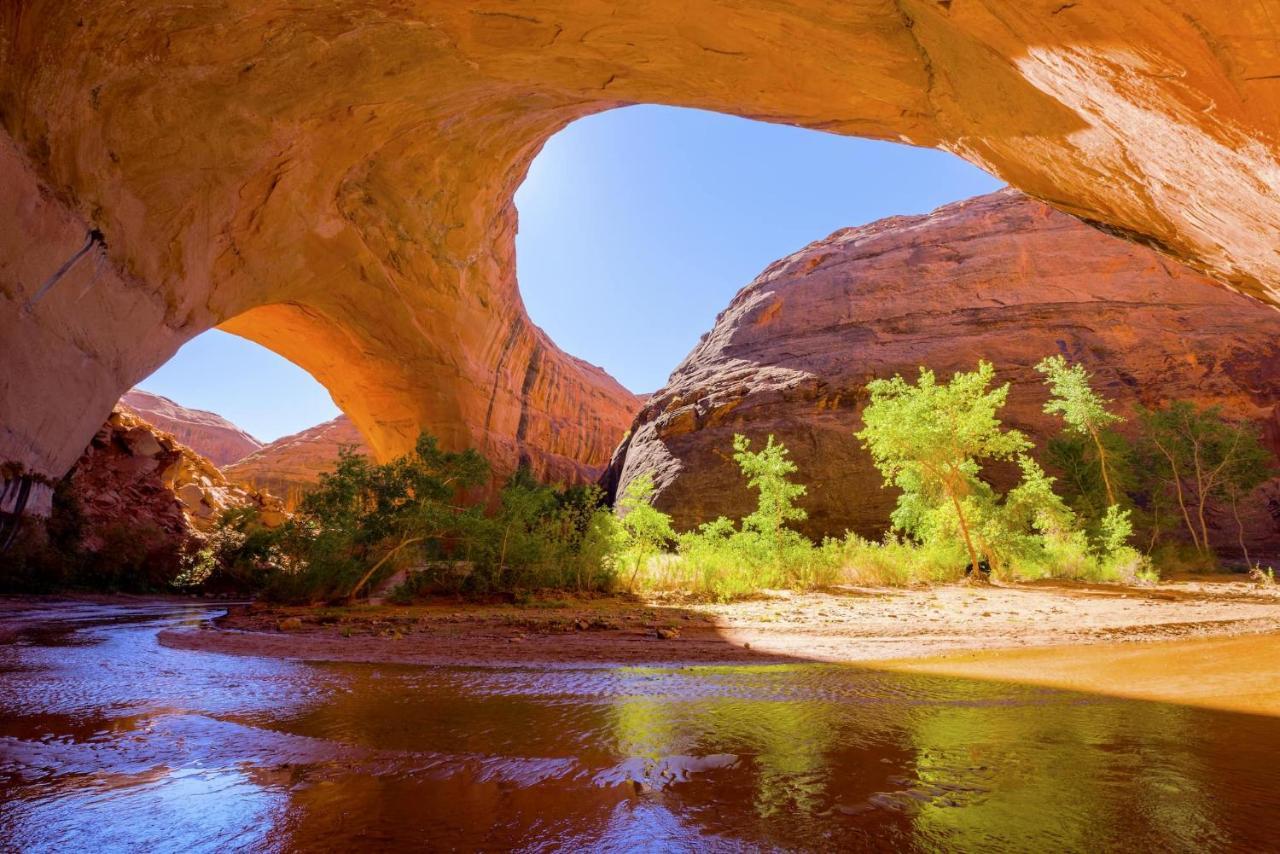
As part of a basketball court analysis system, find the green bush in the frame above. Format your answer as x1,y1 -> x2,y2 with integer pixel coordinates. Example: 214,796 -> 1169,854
626,435 -> 838,600
193,439 -> 620,603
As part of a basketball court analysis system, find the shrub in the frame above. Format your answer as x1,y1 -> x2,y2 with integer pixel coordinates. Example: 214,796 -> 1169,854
628,435 -> 837,600
616,472 -> 676,591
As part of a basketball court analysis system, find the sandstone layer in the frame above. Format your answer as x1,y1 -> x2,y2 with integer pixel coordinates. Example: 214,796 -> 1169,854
119,389 -> 262,467
4,2 -> 1280,509
226,415 -> 370,506
606,191 -> 1280,553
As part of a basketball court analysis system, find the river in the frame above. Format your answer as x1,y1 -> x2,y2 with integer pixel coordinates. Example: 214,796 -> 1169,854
1,601 -> 1277,851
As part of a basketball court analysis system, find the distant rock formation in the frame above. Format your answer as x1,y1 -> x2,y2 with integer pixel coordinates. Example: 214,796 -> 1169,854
606,191 -> 1280,554
119,389 -> 263,466
225,416 -> 370,506
41,409 -> 284,571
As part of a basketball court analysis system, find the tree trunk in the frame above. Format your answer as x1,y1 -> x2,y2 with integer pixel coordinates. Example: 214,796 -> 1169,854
348,535 -> 424,602
1089,425 -> 1117,507
947,486 -> 980,575
1154,439 -> 1202,554
1231,493 -> 1252,568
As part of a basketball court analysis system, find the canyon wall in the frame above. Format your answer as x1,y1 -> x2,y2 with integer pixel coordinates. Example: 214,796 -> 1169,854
606,191 -> 1280,553
225,416 -> 370,506
4,2 -> 1280,506
120,390 -> 262,467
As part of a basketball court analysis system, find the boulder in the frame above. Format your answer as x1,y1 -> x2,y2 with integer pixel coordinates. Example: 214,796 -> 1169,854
53,409 -> 288,563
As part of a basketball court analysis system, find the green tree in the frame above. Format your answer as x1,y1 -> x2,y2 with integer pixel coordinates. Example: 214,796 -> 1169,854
732,434 -> 808,557
1035,355 -> 1125,507
1219,425 -> 1274,567
617,472 -> 675,590
856,361 -> 1030,573
263,435 -> 489,603
1137,402 -> 1274,561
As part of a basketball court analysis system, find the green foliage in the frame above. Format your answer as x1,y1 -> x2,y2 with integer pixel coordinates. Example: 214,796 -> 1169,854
196,434 -> 618,603
617,472 -> 676,557
262,436 -> 489,602
732,434 -> 808,555
1035,356 -> 1122,436
822,533 -> 967,586
174,506 -> 293,593
616,472 -> 676,591
1045,431 -> 1135,521
456,471 -> 620,594
1035,355 -> 1134,549
630,436 -> 834,600
1137,402 -> 1276,564
856,360 -> 1030,572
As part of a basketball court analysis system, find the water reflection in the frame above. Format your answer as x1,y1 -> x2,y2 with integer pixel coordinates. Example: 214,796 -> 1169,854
1,603 -> 1278,851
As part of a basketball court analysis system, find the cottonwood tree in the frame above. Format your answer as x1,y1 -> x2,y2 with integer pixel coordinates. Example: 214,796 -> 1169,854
1035,355 -> 1125,507
1220,430 -> 1273,567
732,434 -> 808,558
340,434 -> 490,600
1138,403 -> 1273,562
856,361 -> 1030,574
616,472 -> 675,590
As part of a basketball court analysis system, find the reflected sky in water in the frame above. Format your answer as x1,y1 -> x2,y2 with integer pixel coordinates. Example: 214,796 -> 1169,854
1,603 -> 1277,851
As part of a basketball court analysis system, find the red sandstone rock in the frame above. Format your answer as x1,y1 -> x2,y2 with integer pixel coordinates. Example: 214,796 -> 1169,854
4,4 -> 1279,505
119,389 -> 262,467
606,191 -> 1280,555
225,416 -> 370,506
58,410 -> 285,562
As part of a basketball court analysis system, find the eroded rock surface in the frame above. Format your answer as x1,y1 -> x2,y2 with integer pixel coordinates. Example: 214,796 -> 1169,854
3,2 -> 1280,501
606,191 -> 1280,552
119,389 -> 262,467
44,410 -> 284,569
225,415 -> 370,506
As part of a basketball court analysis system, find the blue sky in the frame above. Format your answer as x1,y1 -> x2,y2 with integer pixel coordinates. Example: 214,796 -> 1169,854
140,105 -> 1001,441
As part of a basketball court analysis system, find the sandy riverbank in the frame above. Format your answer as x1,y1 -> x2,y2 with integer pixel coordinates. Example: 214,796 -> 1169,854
158,578 -> 1280,668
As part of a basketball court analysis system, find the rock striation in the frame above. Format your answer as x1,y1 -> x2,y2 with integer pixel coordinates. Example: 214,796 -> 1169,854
119,389 -> 263,467
4,3 -> 1280,508
225,415 -> 370,506
606,191 -> 1280,553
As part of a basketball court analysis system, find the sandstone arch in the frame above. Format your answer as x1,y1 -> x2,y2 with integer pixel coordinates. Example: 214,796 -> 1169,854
3,1 -> 1279,504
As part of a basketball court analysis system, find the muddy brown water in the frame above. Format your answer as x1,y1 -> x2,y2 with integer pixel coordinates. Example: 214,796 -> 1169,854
1,603 -> 1278,852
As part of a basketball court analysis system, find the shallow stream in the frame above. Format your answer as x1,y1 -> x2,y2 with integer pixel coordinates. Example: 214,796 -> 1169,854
1,602 -> 1277,851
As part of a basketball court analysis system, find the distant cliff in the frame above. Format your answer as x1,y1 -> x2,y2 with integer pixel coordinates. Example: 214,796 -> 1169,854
225,416 -> 370,505
119,389 -> 262,467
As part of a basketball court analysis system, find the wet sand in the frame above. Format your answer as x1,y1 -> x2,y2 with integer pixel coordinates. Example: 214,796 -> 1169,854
880,632 -> 1280,717
159,579 -> 1280,689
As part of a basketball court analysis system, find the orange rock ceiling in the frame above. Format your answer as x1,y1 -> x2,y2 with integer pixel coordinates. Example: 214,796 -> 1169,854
2,1 -> 1279,495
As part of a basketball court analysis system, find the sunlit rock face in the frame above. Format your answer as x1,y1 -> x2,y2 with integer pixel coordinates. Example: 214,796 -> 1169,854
119,390 -> 262,467
225,415 -> 370,506
605,191 -> 1280,553
3,2 -> 1279,498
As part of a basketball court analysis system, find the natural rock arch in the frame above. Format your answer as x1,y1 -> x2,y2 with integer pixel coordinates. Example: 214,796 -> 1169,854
3,1 -> 1279,505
